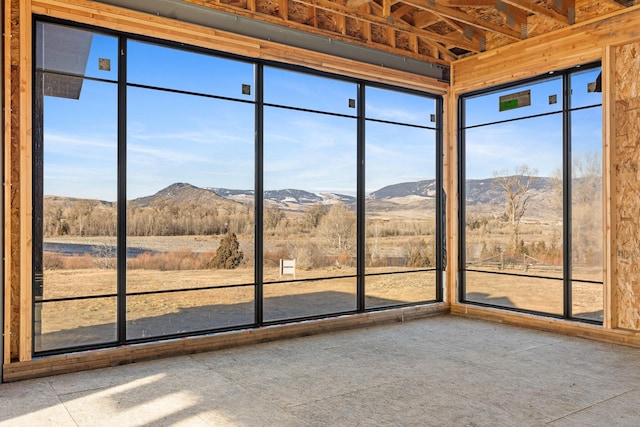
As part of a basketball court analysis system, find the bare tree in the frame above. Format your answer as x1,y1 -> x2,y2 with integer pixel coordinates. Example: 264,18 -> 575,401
493,165 -> 537,253
318,203 -> 356,253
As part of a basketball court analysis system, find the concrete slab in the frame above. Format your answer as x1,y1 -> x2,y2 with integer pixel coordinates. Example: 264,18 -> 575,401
1,315 -> 639,426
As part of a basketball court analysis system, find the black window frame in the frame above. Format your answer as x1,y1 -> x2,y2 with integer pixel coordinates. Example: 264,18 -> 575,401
458,62 -> 603,324
32,16 -> 445,357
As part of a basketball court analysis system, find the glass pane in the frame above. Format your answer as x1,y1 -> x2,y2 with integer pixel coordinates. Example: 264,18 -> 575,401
35,298 -> 117,352
366,271 -> 437,308
36,22 -> 118,81
571,106 -> 603,321
264,67 -> 357,115
572,281 -> 604,322
465,272 -> 563,315
464,77 -> 563,127
464,114 -> 564,314
38,75 -> 118,351
126,287 -> 254,340
365,120 -> 437,306
570,67 -> 602,109
366,86 -> 436,127
263,106 -> 356,319
127,86 -> 255,332
263,278 -> 357,321
128,40 -> 255,100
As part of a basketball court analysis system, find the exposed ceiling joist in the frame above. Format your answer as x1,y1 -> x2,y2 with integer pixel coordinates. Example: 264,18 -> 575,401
121,0 -> 635,66
498,0 -> 569,23
402,0 -> 522,39
297,0 -> 483,51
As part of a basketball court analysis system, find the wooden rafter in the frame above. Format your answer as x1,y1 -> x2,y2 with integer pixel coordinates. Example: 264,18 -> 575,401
439,0 -> 496,6
494,1 -> 528,32
413,10 -> 441,27
296,0 -> 482,50
499,0 -> 569,23
402,0 -> 522,39
391,3 -> 415,19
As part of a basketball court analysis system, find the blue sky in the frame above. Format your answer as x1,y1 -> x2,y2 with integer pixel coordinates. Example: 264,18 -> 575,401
41,24 -> 602,201
463,67 -> 602,179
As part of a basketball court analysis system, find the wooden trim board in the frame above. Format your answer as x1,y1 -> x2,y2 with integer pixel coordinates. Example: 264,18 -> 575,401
2,303 -> 448,382
451,304 -> 640,348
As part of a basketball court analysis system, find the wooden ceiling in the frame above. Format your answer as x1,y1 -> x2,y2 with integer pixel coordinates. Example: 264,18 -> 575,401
184,0 -> 635,63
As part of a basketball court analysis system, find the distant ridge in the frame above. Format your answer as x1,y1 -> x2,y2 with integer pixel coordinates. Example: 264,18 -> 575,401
369,179 -> 438,200
132,183 -> 225,207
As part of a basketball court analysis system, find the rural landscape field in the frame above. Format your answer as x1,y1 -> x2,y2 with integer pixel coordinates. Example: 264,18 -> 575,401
37,178 -> 439,350
37,168 -> 603,351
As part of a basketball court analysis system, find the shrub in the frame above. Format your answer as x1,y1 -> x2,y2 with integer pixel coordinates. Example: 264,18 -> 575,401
208,232 -> 244,269
43,252 -> 64,270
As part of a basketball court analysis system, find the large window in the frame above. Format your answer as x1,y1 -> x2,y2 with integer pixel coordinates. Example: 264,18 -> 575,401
364,87 -> 441,307
33,20 -> 443,355
459,65 -> 603,322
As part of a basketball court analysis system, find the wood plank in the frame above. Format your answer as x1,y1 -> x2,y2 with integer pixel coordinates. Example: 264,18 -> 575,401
346,0 -> 372,8
413,10 -> 441,28
383,0 -> 391,17
279,0 -> 289,20
18,0 -> 32,362
2,304 -> 449,382
602,45 -> 616,329
613,40 -> 640,331
291,0 -> 481,51
391,3 -> 414,19
403,0 -> 521,40
454,4 -> 640,92
3,0 -> 12,366
445,90 -> 457,306
500,0 -> 568,24
451,304 -> 640,347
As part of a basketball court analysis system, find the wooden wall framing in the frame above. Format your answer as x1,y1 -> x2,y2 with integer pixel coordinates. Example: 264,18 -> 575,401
4,0 -> 640,379
3,0 -> 448,368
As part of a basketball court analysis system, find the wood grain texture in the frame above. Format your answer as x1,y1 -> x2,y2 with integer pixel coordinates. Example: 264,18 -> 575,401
614,41 -> 640,330
452,4 -> 640,92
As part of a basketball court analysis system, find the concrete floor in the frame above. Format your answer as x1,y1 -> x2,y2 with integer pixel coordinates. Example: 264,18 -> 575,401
1,315 -> 639,426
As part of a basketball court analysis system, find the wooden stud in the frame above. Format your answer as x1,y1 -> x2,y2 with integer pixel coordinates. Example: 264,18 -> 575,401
18,0 -> 32,362
3,0 -> 12,366
602,45 -> 616,329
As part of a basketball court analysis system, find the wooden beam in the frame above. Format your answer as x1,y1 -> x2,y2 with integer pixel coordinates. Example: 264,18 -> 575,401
391,3 -> 414,19
403,0 -> 521,40
413,10 -> 440,28
499,0 -> 569,24
494,1 -> 528,33
179,0 -> 455,62
383,0 -> 392,17
452,4 -> 640,92
345,0 -> 372,8
440,0 -> 496,5
293,0 -> 482,51
279,0 -> 288,20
